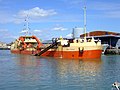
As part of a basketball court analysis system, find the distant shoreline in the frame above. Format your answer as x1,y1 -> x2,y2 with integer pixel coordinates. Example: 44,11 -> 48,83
0,48 -> 10,50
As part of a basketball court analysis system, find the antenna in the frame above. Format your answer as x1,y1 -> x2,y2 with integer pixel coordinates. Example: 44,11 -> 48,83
24,15 -> 30,35
26,15 -> 29,33
83,1 -> 87,41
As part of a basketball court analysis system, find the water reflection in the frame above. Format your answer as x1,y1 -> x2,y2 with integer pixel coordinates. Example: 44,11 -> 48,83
14,55 -> 102,80
13,55 -> 42,84
13,55 -> 103,89
1,51 -> 120,90
53,58 -> 102,85
55,58 -> 102,76
79,59 -> 102,77
14,55 -> 40,67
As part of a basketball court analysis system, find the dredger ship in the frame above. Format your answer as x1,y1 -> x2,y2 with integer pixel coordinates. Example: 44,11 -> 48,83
10,35 -> 102,59
10,6 -> 102,59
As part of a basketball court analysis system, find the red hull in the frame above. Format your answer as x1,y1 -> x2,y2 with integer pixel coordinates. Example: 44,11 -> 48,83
11,50 -> 40,55
11,49 -> 102,59
41,50 -> 102,59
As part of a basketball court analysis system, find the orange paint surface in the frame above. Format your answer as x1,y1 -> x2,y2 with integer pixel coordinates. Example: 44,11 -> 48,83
11,49 -> 102,59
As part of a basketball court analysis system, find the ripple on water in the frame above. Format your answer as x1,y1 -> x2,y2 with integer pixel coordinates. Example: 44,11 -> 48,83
0,51 -> 120,90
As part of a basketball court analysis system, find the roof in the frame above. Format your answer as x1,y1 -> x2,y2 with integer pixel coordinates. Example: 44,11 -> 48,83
80,31 -> 120,37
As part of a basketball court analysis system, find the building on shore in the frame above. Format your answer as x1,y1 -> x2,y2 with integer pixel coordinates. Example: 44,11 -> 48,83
80,31 -> 120,54
80,31 -> 120,47
0,42 -> 10,50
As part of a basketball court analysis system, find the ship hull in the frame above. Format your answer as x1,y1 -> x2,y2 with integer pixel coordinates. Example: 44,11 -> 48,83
41,50 -> 102,59
11,50 -> 40,55
11,49 -> 102,59
10,35 -> 102,59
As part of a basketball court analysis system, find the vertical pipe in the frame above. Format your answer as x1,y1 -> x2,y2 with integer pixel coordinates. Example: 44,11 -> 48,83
84,6 -> 87,41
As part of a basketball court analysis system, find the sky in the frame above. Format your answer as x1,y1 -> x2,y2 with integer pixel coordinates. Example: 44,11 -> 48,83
0,0 -> 120,43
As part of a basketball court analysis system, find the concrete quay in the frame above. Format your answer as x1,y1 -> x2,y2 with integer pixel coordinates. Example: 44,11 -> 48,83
104,49 -> 120,55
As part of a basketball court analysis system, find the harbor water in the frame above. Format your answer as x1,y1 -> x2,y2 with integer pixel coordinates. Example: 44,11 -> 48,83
0,50 -> 120,90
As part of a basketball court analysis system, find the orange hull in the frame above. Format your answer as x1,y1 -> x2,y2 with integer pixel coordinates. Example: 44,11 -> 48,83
41,50 -> 102,59
11,49 -> 102,59
11,50 -> 40,55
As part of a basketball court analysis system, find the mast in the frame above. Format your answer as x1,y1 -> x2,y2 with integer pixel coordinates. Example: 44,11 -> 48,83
24,15 -> 29,35
26,15 -> 29,32
83,4 -> 87,41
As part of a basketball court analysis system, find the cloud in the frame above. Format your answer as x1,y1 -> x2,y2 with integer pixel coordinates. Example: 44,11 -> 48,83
106,11 -> 120,18
61,0 -> 83,6
3,35 -> 19,40
12,7 -> 57,24
0,28 -> 18,43
66,33 -> 73,38
53,27 -> 68,31
0,29 -> 8,32
16,7 -> 57,18
89,2 -> 120,11
0,12 -> 14,23
33,30 -> 42,33
0,29 -> 13,37
19,29 -> 42,37
88,1 -> 120,18
52,25 -> 68,31
20,29 -> 29,33
33,29 -> 42,36
0,29 -> 11,36
69,0 -> 84,6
